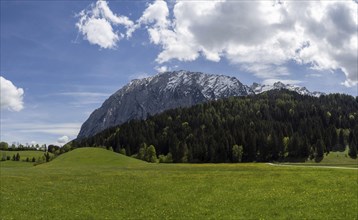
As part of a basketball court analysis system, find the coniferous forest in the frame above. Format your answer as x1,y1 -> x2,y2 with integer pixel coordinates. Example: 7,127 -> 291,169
71,90 -> 358,163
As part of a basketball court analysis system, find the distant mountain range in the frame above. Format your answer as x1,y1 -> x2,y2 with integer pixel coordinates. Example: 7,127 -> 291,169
251,81 -> 324,97
77,71 -> 324,139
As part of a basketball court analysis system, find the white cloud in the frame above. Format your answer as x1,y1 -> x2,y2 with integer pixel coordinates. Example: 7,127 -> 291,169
139,0 -> 357,87
76,0 -> 135,49
129,72 -> 150,80
58,92 -> 110,98
305,73 -> 323,78
57,91 -> 110,107
78,18 -> 120,49
139,0 -> 169,28
76,0 -> 357,87
138,0 -> 200,63
94,0 -> 133,27
0,76 -> 24,111
57,135 -> 69,144
7,123 -> 81,136
155,65 -> 169,73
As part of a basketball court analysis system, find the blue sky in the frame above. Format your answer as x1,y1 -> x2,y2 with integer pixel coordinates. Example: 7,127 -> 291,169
1,0 -> 357,145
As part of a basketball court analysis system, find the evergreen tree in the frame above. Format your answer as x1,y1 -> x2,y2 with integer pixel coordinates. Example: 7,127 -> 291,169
315,139 -> 324,161
331,127 -> 338,151
339,129 -> 345,151
15,153 -> 20,161
0,142 -> 8,150
288,133 -> 300,158
178,142 -> 189,163
44,152 -> 51,162
348,138 -> 357,159
245,131 -> 257,161
348,131 -> 354,145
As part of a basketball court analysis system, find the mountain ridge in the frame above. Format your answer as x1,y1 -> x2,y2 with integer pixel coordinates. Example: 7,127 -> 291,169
77,70 -> 324,139
72,89 -> 358,163
250,81 -> 324,97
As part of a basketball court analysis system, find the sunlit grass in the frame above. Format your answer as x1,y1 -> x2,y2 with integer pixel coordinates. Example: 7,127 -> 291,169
284,149 -> 358,168
1,148 -> 357,219
0,150 -> 52,161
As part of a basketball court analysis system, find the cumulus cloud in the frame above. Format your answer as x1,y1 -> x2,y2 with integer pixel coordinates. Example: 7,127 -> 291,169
139,0 -> 357,87
0,76 -> 24,111
76,0 -> 134,49
57,135 -> 69,144
138,0 -> 200,63
155,65 -> 169,73
76,0 -> 357,87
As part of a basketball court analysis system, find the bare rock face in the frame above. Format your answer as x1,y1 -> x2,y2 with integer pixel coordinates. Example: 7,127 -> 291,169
77,71 -> 253,139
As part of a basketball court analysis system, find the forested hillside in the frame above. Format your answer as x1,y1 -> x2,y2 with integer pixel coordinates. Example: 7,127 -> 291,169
71,90 -> 358,163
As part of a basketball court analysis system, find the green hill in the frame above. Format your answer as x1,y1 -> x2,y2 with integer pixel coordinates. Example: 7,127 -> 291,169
43,147 -> 145,167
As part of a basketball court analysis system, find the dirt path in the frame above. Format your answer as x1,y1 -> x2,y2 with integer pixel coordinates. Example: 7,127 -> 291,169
267,163 -> 358,170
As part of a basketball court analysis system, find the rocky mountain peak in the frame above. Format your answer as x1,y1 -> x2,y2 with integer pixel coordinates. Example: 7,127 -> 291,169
250,81 -> 325,97
77,71 -> 252,139
77,71 -> 325,139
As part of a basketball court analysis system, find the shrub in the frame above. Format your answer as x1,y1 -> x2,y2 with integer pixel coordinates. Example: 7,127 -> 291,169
1,153 -> 6,161
158,153 -> 173,163
119,148 -> 126,155
147,145 -> 157,163
158,154 -> 166,163
348,142 -> 357,159
15,153 -> 20,161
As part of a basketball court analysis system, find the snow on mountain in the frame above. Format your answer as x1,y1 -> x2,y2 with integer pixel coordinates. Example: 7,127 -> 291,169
251,81 -> 325,97
77,71 -> 326,139
77,71 -> 252,139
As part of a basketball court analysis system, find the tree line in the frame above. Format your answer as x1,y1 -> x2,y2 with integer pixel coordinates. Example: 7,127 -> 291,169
71,90 -> 358,163
0,143 -> 65,164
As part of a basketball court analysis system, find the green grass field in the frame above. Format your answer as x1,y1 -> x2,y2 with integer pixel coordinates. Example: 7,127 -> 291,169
283,149 -> 358,168
1,148 -> 357,219
0,150 -> 53,163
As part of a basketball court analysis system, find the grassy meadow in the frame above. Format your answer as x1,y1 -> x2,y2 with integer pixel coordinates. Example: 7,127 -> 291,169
283,149 -> 358,168
1,148 -> 357,219
0,150 -> 51,160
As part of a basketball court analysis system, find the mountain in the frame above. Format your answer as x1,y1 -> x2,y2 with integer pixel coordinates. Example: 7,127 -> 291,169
72,90 -> 358,163
250,81 -> 325,97
77,71 -> 325,139
77,70 -> 253,139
